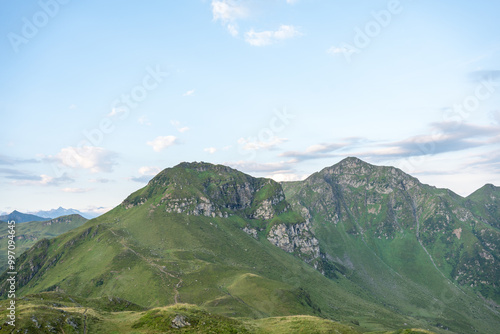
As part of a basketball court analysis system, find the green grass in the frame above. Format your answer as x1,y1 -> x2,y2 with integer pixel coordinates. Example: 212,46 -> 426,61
0,294 -> 439,334
0,214 -> 87,272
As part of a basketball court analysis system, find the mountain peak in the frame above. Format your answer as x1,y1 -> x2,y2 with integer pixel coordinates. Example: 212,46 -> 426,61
123,162 -> 293,221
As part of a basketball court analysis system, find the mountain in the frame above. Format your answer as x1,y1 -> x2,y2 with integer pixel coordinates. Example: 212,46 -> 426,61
0,214 -> 88,273
1,159 -> 499,333
465,183 -> 500,229
282,157 -> 500,333
0,210 -> 47,223
30,207 -> 99,220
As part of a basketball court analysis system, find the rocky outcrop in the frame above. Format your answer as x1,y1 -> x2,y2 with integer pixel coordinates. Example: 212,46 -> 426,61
242,226 -> 258,239
171,314 -> 190,328
267,221 -> 320,262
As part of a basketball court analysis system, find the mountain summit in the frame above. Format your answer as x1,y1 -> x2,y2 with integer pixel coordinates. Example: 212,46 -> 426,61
123,162 -> 292,221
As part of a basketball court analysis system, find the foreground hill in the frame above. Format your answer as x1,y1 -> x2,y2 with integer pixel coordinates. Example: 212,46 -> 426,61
1,160 -> 499,333
0,292 -> 384,333
0,214 -> 87,272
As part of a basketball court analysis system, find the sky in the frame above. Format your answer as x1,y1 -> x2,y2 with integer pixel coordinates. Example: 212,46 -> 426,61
1,0 -> 500,215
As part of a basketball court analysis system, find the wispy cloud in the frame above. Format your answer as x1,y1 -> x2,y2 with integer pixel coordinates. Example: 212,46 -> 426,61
61,187 -> 92,193
171,120 -> 190,133
138,116 -> 151,126
281,142 -> 346,162
227,160 -> 292,173
89,178 -> 113,183
327,46 -> 353,56
238,136 -> 287,151
147,136 -> 177,152
183,89 -> 195,97
279,122 -> 500,164
245,25 -> 301,46
204,147 -> 217,154
2,169 -> 74,186
130,166 -> 162,183
0,155 -> 39,165
211,0 -> 248,37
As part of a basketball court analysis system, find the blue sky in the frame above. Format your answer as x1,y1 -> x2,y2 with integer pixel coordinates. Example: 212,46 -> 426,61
1,0 -> 500,215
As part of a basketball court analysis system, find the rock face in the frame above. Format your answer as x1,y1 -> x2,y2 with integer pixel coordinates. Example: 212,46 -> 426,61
242,226 -> 258,239
267,221 -> 320,262
171,314 -> 190,328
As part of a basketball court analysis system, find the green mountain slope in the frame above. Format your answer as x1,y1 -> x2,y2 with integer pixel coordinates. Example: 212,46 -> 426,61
1,160 -> 498,333
282,157 -> 500,334
0,162 -> 442,333
0,214 -> 87,272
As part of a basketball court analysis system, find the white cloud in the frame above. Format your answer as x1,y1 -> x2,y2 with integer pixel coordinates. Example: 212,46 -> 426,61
11,173 -> 74,187
204,147 -> 217,154
286,0 -> 298,4
267,172 -> 305,182
171,120 -> 190,133
147,136 -> 177,152
237,136 -> 287,150
245,25 -> 301,46
183,89 -> 195,97
227,160 -> 292,173
84,205 -> 112,216
55,146 -> 117,173
69,104 -> 77,110
327,46 -> 354,56
61,187 -> 92,193
212,0 -> 247,22
227,23 -> 239,37
211,0 -> 248,37
138,166 -> 161,175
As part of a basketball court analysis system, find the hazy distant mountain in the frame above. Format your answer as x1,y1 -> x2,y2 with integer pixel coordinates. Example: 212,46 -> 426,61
30,207 -> 98,219
0,210 -> 47,223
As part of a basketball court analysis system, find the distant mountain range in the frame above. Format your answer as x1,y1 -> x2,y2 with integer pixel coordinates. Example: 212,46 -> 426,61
1,158 -> 499,333
0,210 -> 47,223
0,208 -> 98,223
29,207 -> 99,220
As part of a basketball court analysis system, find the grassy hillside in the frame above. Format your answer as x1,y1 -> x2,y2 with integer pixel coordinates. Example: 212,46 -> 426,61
0,292 -> 434,334
0,214 -> 87,272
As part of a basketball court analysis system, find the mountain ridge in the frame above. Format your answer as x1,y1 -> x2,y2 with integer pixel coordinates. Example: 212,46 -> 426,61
1,158 -> 499,333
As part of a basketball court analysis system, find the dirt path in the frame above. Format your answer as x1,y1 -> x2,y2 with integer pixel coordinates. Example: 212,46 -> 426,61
107,227 -> 183,303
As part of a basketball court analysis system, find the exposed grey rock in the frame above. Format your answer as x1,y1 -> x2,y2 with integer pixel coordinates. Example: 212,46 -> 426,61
267,221 -> 320,262
171,314 -> 190,328
242,226 -> 258,239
